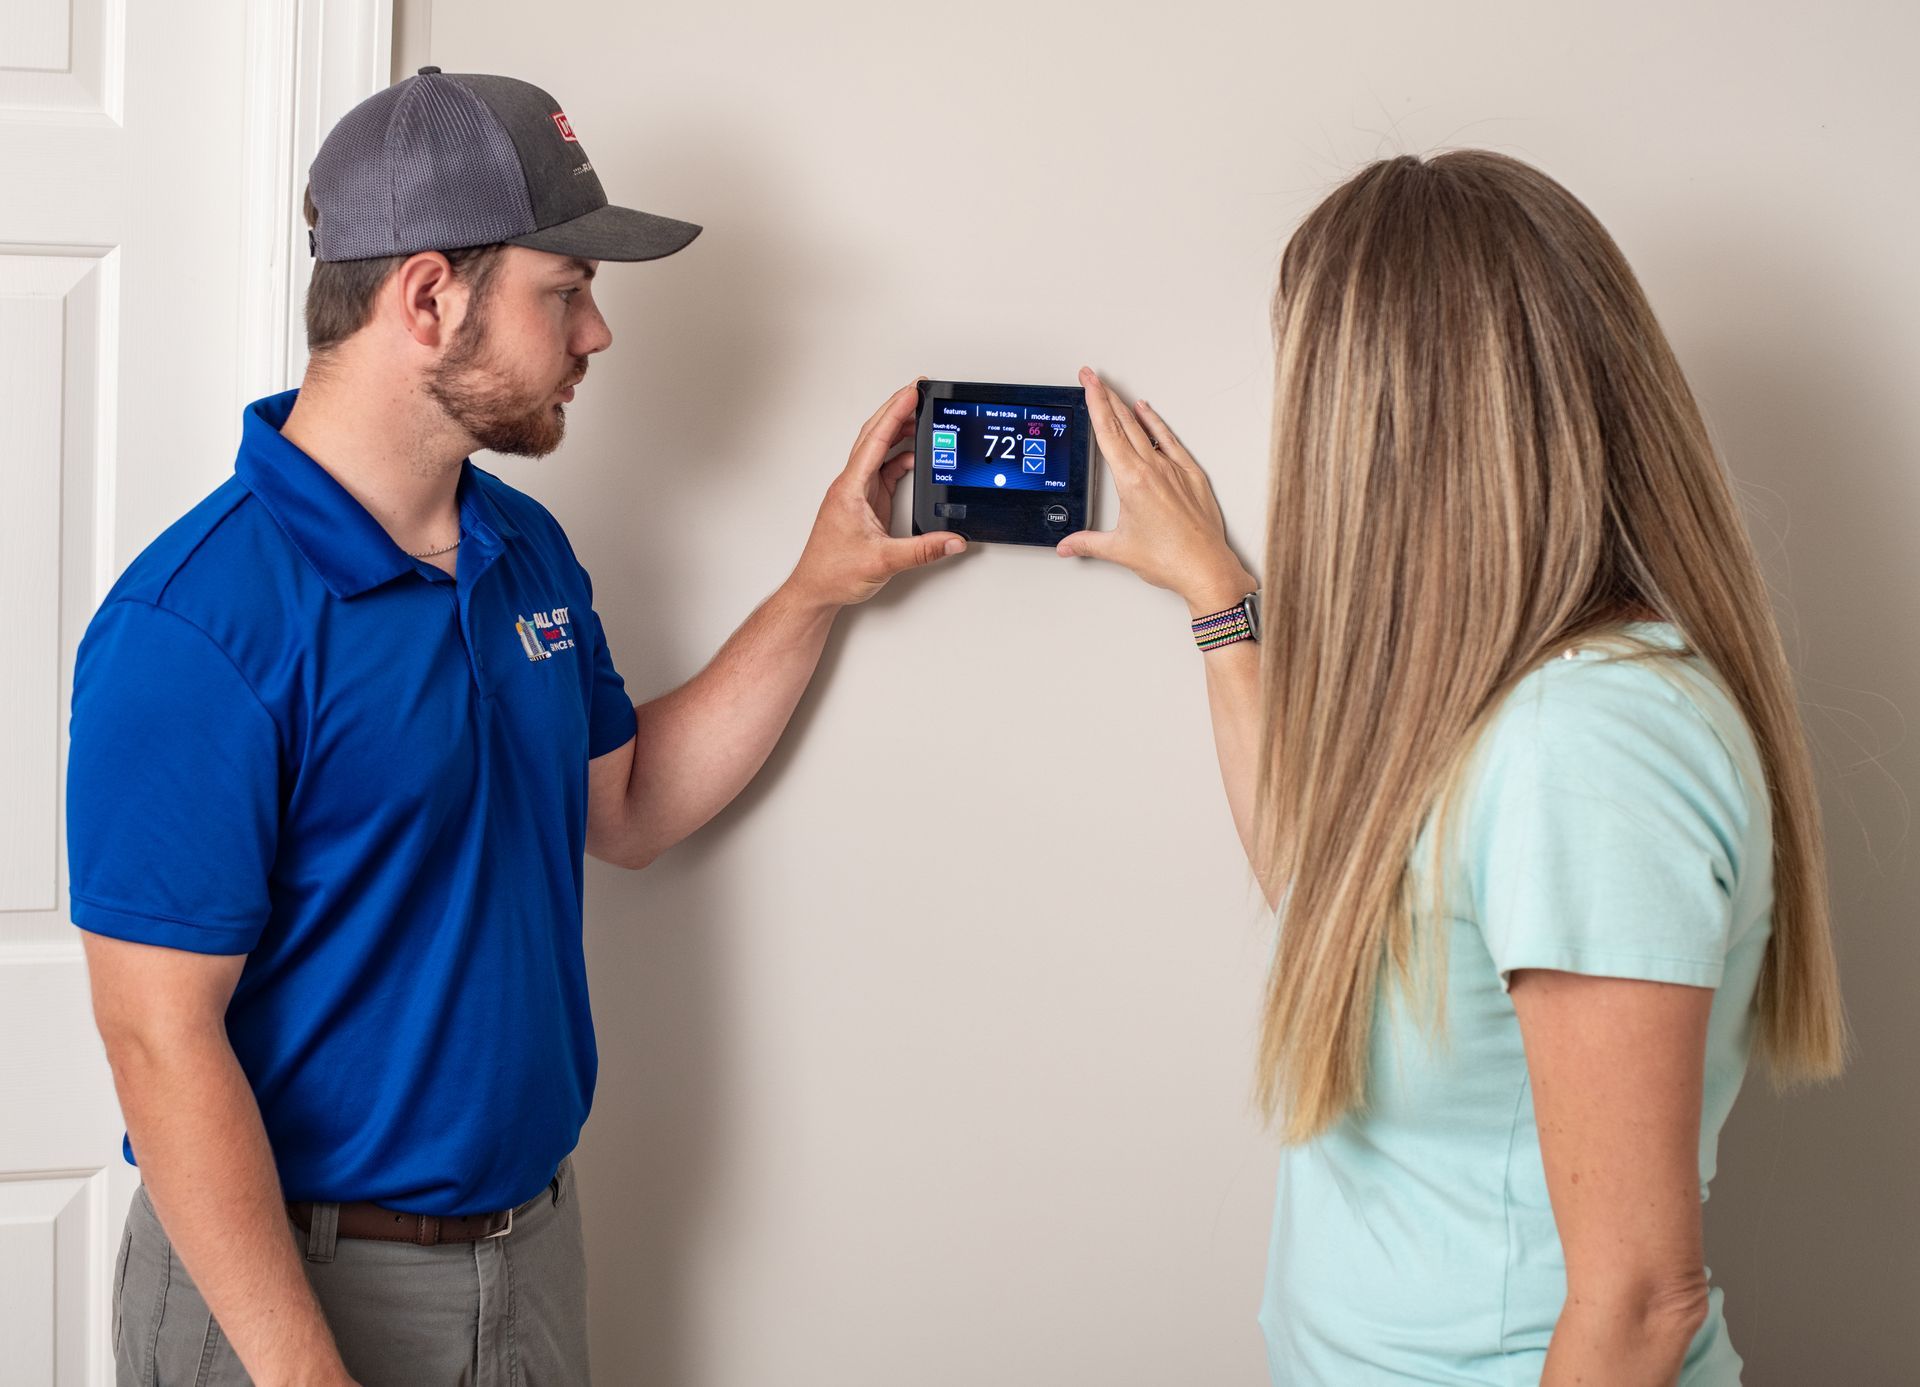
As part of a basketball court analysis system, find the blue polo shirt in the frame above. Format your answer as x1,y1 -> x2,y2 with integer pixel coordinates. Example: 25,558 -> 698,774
66,389 -> 637,1215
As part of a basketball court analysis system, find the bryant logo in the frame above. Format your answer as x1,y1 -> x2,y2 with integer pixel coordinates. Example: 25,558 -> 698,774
551,111 -> 578,142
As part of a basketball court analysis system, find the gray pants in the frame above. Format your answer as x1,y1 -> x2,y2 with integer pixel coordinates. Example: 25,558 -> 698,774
112,1157 -> 590,1386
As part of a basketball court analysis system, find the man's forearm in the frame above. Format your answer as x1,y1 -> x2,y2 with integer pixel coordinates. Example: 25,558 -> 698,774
619,576 -> 839,864
107,1027 -> 350,1387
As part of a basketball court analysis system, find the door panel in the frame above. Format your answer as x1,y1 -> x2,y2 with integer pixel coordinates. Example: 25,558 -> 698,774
0,2 -> 387,1381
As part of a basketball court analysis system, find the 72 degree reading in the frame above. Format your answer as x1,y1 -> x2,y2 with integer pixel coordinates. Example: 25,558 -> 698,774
982,431 -> 1022,461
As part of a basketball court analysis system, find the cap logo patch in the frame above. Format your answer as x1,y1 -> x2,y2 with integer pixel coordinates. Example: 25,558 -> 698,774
551,111 -> 578,142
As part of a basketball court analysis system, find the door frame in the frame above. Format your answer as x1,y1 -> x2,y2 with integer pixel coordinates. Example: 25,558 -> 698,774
238,0 -> 393,412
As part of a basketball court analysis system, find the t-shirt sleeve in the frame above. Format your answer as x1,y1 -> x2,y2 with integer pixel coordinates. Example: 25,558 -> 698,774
574,563 -> 634,760
66,601 -> 282,955
1465,658 -> 1751,992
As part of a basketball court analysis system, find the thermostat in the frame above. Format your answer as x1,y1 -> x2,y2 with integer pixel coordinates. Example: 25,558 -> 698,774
912,379 -> 1093,547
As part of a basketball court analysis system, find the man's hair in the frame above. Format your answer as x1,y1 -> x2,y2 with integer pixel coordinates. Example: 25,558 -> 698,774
302,184 -> 508,355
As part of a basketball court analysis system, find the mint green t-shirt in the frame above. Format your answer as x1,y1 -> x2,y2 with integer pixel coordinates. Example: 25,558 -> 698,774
1260,622 -> 1769,1385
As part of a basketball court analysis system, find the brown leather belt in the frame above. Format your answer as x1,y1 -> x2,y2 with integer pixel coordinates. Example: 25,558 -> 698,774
287,1198 -> 515,1246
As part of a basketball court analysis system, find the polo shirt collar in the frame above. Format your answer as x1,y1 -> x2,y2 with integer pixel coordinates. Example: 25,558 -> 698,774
235,389 -> 519,600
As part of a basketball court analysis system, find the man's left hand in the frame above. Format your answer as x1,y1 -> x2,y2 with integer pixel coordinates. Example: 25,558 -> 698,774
788,381 -> 966,608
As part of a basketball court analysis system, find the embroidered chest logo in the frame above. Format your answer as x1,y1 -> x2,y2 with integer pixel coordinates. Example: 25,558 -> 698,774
514,606 -> 575,662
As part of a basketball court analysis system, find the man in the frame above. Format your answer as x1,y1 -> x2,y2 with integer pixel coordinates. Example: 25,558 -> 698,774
68,68 -> 964,1386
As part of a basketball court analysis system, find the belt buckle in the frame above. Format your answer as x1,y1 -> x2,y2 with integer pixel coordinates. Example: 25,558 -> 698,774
483,1205 -> 514,1240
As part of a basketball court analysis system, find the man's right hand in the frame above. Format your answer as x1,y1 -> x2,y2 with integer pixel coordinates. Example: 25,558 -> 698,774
786,380 -> 968,609
81,932 -> 357,1387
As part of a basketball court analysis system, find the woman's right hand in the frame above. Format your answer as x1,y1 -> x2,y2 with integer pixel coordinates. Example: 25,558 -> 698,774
1056,367 -> 1258,615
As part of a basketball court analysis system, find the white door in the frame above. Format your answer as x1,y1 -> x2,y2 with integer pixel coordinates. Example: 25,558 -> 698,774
0,3 -> 388,1381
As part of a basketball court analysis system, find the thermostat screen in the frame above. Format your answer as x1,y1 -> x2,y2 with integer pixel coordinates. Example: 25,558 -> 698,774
928,400 -> 1072,492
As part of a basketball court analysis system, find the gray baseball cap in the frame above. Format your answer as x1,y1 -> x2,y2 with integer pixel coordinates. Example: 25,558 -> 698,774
307,66 -> 701,264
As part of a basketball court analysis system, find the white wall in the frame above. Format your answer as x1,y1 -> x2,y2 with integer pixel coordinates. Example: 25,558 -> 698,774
408,2 -> 1919,1382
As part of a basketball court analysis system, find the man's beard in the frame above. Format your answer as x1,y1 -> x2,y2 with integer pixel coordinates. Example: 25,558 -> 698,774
423,302 -> 579,458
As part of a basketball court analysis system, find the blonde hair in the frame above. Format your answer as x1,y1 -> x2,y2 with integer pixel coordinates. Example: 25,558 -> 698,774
1253,150 -> 1848,1143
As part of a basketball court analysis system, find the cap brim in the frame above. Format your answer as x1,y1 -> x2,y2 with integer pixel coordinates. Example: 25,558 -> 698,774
507,204 -> 702,262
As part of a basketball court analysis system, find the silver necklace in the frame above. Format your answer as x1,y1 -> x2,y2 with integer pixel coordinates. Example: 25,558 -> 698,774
406,538 -> 461,559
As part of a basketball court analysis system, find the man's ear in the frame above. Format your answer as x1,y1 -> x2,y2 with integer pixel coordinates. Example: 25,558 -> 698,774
391,251 -> 460,348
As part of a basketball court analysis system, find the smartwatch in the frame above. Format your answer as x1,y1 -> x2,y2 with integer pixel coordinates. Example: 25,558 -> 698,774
1192,590 -> 1259,651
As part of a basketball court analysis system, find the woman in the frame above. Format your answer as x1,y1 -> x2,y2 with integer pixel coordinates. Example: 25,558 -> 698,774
1060,152 -> 1847,1384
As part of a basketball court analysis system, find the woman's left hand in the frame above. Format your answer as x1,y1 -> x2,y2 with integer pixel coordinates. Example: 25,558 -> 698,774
1057,367 -> 1257,615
